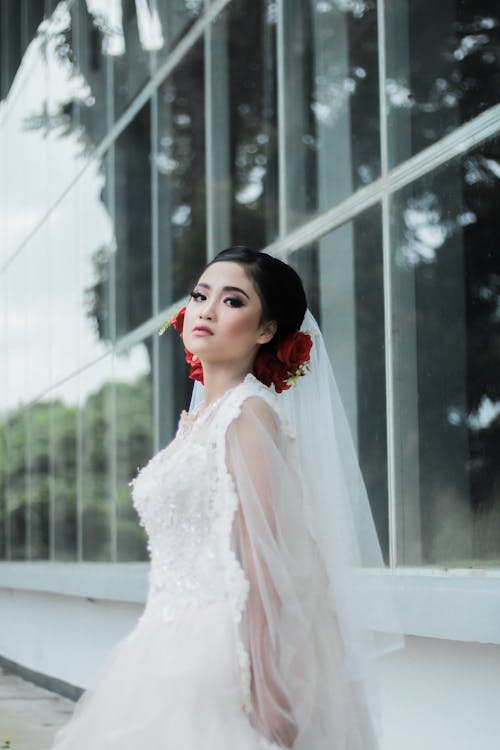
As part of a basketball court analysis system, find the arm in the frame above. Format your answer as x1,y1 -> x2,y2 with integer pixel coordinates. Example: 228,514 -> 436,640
226,397 -> 299,748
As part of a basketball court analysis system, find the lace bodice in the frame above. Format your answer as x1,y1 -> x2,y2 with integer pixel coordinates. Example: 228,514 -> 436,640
131,380 -> 261,624
131,427 -> 227,621
129,375 -> 296,749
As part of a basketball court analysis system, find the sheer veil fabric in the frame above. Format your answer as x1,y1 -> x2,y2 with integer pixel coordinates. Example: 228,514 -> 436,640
191,310 -> 403,748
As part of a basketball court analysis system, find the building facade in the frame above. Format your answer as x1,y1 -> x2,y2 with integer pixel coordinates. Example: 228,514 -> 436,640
1,1 -> 500,748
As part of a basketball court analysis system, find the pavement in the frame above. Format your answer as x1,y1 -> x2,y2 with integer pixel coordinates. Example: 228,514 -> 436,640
0,668 -> 74,750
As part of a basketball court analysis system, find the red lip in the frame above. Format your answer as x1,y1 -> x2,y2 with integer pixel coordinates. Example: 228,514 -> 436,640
192,325 -> 214,335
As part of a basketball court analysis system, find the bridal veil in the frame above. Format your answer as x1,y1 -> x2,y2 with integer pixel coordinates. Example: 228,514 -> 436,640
191,310 -> 403,748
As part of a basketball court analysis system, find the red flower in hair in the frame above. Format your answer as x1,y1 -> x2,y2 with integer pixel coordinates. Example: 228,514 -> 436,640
159,306 -> 186,336
276,331 -> 313,371
185,349 -> 204,383
170,306 -> 186,334
253,351 -> 291,393
254,331 -> 313,393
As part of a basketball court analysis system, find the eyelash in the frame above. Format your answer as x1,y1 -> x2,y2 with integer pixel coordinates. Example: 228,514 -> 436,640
189,290 -> 244,308
190,291 -> 206,302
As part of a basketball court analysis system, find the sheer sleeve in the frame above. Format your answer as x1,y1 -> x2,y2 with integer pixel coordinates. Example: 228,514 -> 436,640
225,396 -> 379,750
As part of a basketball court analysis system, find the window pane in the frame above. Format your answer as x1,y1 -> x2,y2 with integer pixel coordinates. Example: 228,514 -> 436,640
158,326 -> 192,449
289,205 -> 388,559
79,156 -> 114,365
6,411 -> 27,560
52,379 -> 78,562
27,402 -> 51,560
209,0 -> 278,250
1,2 -> 22,101
6,251 -> 29,413
0,277 -> 5,559
72,1 -> 110,149
391,136 -> 500,566
22,1 -> 45,53
2,29 -> 50,259
0,419 -> 6,560
154,0 -> 203,69
157,40 -> 205,306
113,0 -> 151,121
284,0 -> 380,230
25,228 -> 51,402
49,192 -> 79,384
114,103 -> 152,338
114,341 -> 152,562
386,0 -> 500,167
80,356 -> 113,561
44,3 -> 84,206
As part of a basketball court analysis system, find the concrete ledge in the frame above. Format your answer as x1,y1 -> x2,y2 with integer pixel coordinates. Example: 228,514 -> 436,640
1,562 -> 500,644
0,588 -> 143,689
0,655 -> 81,702
389,569 -> 500,645
0,562 -> 148,603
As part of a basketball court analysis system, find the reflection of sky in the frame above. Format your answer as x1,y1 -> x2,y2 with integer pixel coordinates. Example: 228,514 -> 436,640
1,7 -> 114,411
449,396 -> 500,430
114,345 -> 151,384
397,191 -> 478,268
1,1 -> 188,415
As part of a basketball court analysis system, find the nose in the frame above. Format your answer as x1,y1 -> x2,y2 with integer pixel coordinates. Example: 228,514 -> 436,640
199,301 -> 214,320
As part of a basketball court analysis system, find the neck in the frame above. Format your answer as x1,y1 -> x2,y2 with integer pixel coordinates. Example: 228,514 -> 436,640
200,357 -> 255,405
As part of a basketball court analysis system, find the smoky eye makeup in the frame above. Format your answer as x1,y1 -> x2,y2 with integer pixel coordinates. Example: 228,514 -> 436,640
189,290 -> 206,301
190,282 -> 251,307
223,296 -> 245,308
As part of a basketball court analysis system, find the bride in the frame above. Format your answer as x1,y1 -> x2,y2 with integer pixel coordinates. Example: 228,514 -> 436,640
51,246 -> 401,749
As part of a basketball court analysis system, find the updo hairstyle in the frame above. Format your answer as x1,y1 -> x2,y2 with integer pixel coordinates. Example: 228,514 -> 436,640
207,246 -> 307,354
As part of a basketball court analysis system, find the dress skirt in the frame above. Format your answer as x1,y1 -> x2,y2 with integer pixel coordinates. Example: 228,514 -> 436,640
51,601 -> 264,750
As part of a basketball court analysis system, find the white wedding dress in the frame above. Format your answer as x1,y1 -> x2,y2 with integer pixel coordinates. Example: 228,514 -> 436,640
51,374 -> 379,750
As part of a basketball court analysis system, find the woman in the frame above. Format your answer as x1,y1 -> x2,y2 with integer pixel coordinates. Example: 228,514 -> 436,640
51,247 -> 400,750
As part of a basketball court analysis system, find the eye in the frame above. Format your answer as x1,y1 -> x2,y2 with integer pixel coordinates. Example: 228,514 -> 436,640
224,296 -> 244,308
190,290 -> 206,302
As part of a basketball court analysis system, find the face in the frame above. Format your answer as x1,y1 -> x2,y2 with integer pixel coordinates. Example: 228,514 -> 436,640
182,261 -> 276,367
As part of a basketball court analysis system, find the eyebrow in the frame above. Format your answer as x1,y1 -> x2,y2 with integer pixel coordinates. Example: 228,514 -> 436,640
196,282 -> 250,300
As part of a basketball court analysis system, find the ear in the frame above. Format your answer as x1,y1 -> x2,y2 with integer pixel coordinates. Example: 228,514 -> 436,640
257,319 -> 277,345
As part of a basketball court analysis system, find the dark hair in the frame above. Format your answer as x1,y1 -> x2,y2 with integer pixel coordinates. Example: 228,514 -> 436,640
207,246 -> 307,349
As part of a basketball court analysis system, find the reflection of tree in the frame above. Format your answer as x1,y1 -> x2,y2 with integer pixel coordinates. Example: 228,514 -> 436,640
387,1 -> 499,155
463,143 -> 500,556
21,3 -> 102,160
283,0 -> 380,227
353,207 -> 389,562
115,375 -> 152,561
383,3 -> 500,564
2,414 -> 28,560
52,398 -> 78,560
0,375 -> 151,562
225,0 -> 278,247
157,44 -> 207,303
395,137 -> 500,563
5,0 -> 499,569
84,244 -> 113,341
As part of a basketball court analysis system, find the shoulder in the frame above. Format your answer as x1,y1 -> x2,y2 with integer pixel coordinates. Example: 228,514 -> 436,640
223,374 -> 277,419
216,374 -> 293,441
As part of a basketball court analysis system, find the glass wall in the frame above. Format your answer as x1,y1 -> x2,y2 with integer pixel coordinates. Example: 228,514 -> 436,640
0,0 -> 499,568
290,205 -> 389,560
208,0 -> 278,249
391,135 -> 500,565
283,0 -> 380,229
